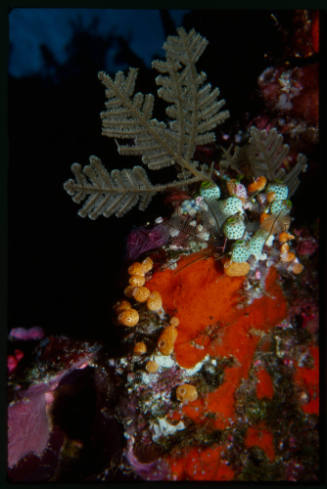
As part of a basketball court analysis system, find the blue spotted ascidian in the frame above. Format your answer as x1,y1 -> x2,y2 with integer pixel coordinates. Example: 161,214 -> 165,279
247,229 -> 269,259
199,182 -> 221,201
266,183 -> 291,215
217,196 -> 246,240
231,240 -> 250,263
231,229 -> 269,263
223,215 -> 246,240
218,196 -> 243,219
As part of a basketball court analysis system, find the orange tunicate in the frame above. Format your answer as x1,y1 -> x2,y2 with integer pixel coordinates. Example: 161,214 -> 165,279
157,325 -> 178,355
113,299 -> 132,313
132,286 -> 150,303
134,341 -> 147,354
176,384 -> 198,403
279,231 -> 295,243
281,251 -> 296,263
128,262 -> 145,276
224,259 -> 250,277
260,212 -> 270,224
124,285 -> 135,298
280,242 -> 290,254
145,360 -> 159,373
247,176 -> 267,193
291,261 -> 304,274
129,274 -> 146,287
146,291 -> 163,311
117,308 -> 139,327
141,256 -> 154,273
266,191 -> 276,203
169,316 -> 180,327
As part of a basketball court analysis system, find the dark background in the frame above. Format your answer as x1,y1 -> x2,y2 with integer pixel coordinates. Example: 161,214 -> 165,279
8,9 -> 321,342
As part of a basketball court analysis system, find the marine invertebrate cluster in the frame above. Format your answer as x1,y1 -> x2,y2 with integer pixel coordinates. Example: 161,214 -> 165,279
114,256 -> 166,329
62,23 -> 309,287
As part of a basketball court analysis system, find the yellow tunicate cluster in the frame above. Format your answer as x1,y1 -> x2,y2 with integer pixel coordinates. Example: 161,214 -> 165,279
128,262 -> 146,276
113,299 -> 139,327
169,316 -> 180,327
223,259 -> 250,277
157,324 -> 178,355
278,234 -> 303,273
127,257 -> 153,293
141,257 -> 154,273
113,299 -> 132,313
125,260 -> 162,312
123,285 -> 135,298
129,274 -> 145,287
176,384 -> 198,403
145,360 -> 159,373
146,291 -> 162,312
117,308 -> 139,327
134,341 -> 147,354
114,257 -> 169,374
132,286 -> 150,303
128,257 -> 154,276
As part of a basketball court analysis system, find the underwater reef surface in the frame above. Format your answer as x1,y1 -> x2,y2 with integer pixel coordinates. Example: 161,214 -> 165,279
7,211 -> 319,481
8,9 -> 320,483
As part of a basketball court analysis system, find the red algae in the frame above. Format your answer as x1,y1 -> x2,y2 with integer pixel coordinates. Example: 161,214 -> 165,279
245,423 -> 275,462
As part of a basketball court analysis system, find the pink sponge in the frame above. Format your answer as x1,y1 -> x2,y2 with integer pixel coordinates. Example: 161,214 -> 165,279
8,383 -> 51,468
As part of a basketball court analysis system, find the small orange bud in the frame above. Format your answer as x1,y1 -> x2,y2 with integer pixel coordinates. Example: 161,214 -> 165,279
141,257 -> 153,273
117,308 -> 139,327
224,259 -> 250,277
248,176 -> 267,193
279,231 -> 295,243
113,300 -> 132,313
280,243 -> 290,254
128,262 -> 145,276
280,251 -> 296,263
260,212 -> 270,224
145,360 -> 159,373
134,341 -> 147,354
169,316 -> 180,327
132,286 -> 150,303
266,191 -> 276,203
129,274 -> 146,287
147,291 -> 162,311
124,285 -> 135,298
291,262 -> 304,274
176,384 -> 198,403
157,325 -> 178,355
